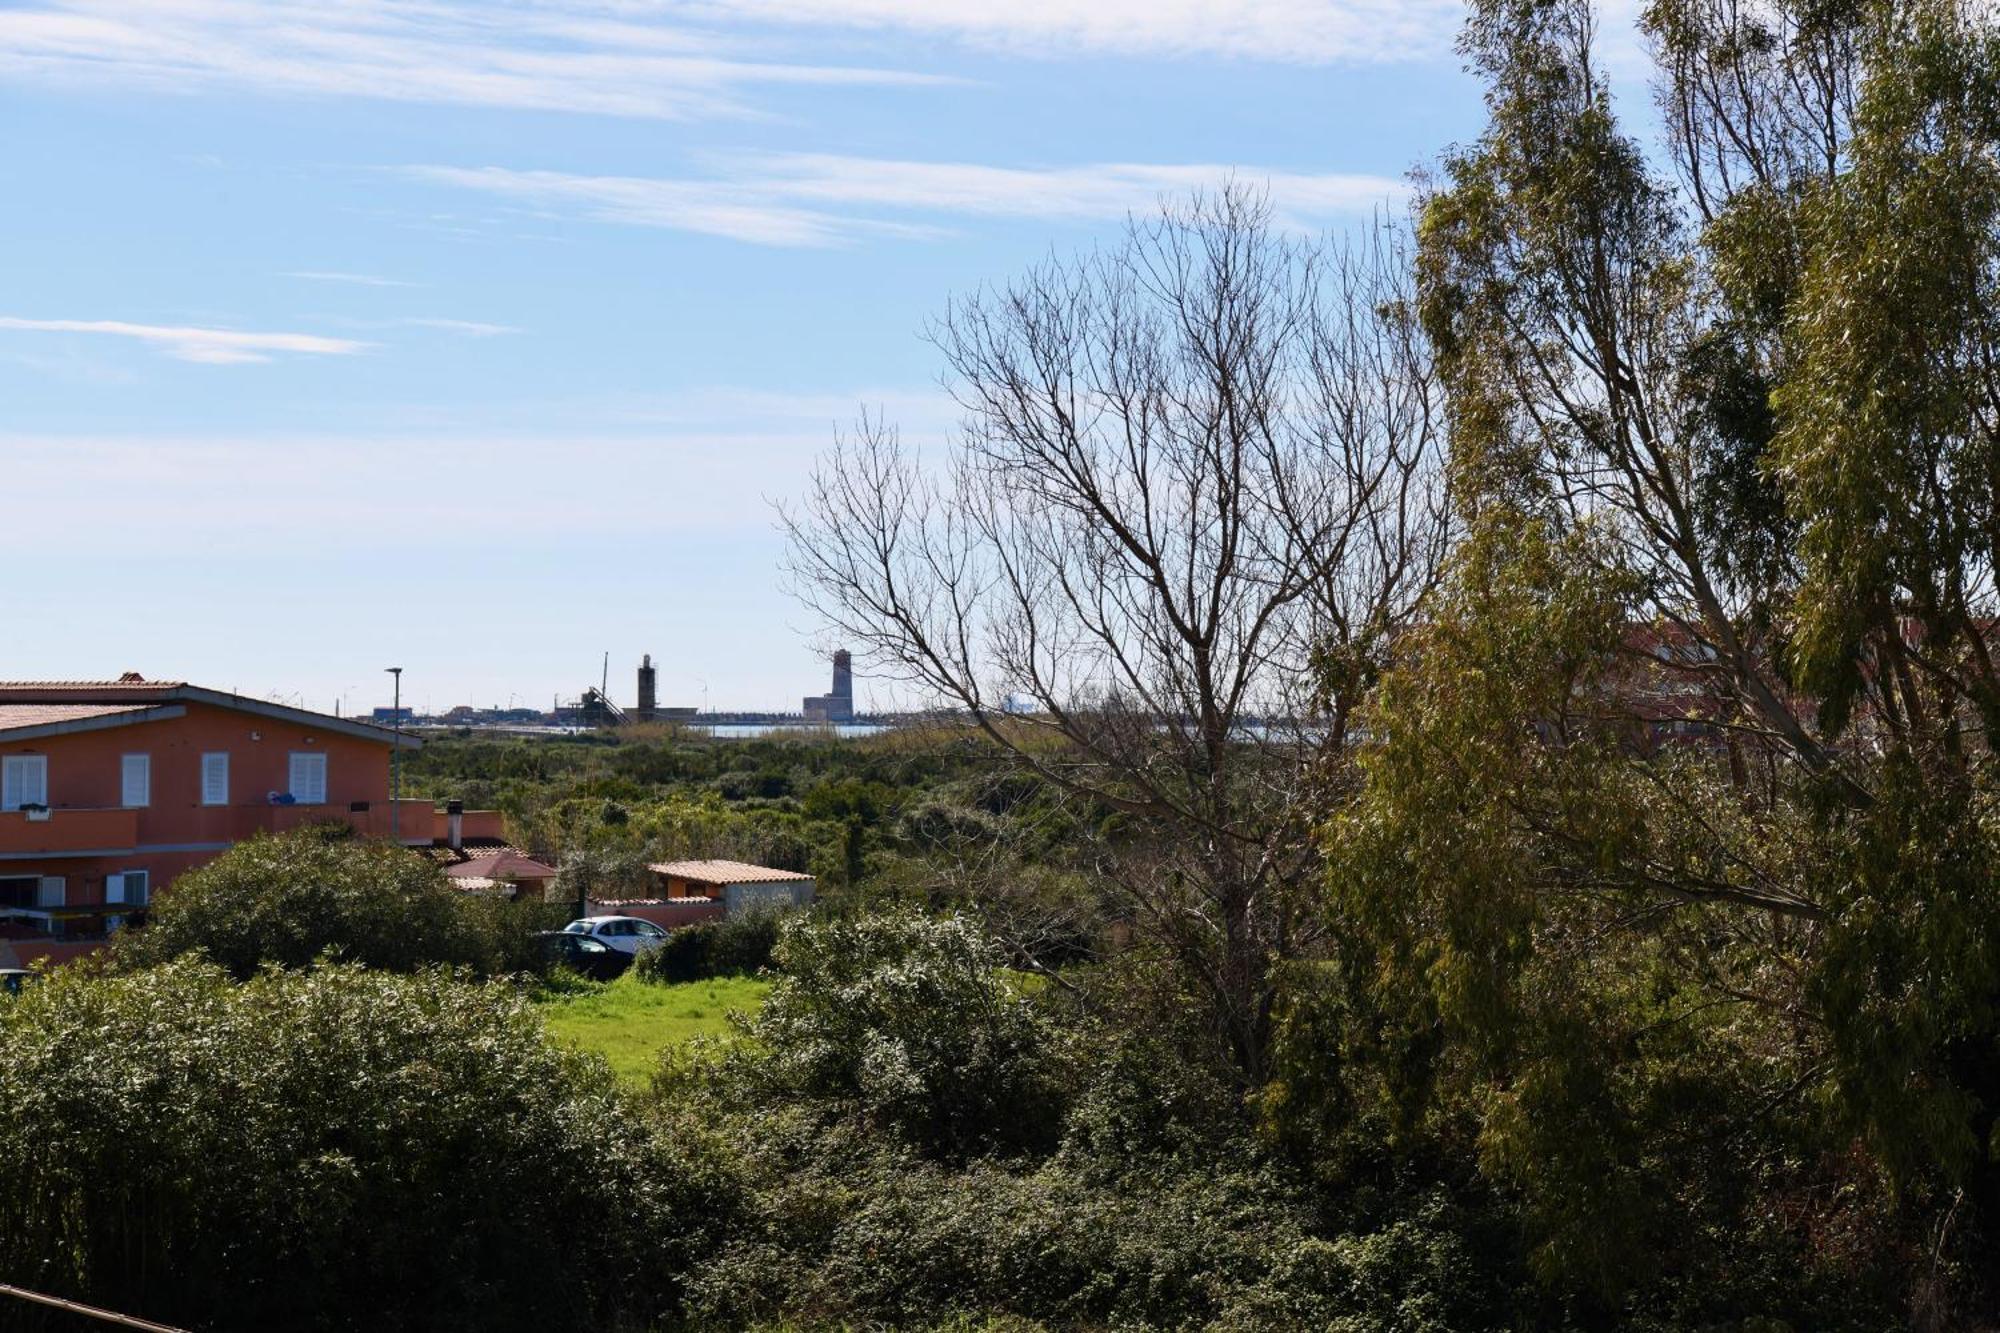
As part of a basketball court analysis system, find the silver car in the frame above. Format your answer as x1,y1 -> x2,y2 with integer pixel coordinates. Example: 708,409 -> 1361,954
560,915 -> 669,955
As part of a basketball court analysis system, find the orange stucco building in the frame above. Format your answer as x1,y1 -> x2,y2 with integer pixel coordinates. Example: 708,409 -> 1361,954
0,675 -> 499,966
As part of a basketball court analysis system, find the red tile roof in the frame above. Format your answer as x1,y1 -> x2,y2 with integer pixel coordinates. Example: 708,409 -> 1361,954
0,679 -> 187,703
0,678 -> 415,748
443,849 -> 558,881
0,702 -> 164,734
648,859 -> 815,885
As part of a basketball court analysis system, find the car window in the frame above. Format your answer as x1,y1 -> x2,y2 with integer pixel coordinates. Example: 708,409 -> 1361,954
636,922 -> 665,938
561,921 -> 588,934
603,921 -> 631,936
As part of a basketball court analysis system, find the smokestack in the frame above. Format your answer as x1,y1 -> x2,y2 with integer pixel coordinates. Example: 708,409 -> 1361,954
832,650 -> 852,704
447,799 -> 464,850
637,654 -> 657,722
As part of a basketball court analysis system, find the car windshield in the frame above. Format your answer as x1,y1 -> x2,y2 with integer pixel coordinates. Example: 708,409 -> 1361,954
561,921 -> 589,934
575,937 -> 609,952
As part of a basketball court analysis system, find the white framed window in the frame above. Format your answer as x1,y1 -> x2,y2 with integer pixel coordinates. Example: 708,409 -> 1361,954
200,752 -> 229,806
106,870 -> 150,907
121,753 -> 151,808
1,755 -> 48,811
287,752 -> 327,805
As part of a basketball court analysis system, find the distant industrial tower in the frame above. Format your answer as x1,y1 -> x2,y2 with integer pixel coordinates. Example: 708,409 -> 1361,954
803,649 -> 855,723
832,649 -> 852,704
636,654 -> 658,722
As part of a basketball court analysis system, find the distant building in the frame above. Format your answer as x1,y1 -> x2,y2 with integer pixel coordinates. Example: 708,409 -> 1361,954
653,859 -> 816,915
635,654 -> 658,722
371,706 -> 414,724
802,649 -> 854,724
583,859 -> 814,931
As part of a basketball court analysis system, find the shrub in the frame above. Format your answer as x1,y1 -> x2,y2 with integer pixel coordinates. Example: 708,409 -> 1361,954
684,1116 -> 1525,1333
704,912 -> 1069,1159
635,910 -> 784,983
113,830 -> 560,978
0,958 -> 723,1332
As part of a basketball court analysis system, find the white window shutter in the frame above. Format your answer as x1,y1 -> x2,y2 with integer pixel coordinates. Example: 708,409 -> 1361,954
288,753 -> 327,804
201,753 -> 229,806
106,873 -> 125,905
122,754 -> 150,808
3,755 -> 48,811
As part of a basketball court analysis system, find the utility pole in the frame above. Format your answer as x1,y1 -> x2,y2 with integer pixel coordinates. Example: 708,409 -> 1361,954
385,666 -> 403,840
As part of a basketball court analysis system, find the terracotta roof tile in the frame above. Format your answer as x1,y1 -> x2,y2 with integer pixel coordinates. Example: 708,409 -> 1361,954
647,859 -> 815,885
0,680 -> 187,702
417,838 -> 519,867
0,702 -> 161,734
443,849 -> 558,881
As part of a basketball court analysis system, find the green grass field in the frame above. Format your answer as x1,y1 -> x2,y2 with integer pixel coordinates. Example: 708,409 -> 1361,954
538,973 -> 771,1087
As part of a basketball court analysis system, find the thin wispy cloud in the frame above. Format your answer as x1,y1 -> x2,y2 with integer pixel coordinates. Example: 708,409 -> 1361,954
315,315 -> 524,337
671,0 -> 1462,63
282,270 -> 417,288
404,155 -> 1409,247
0,1 -> 950,120
395,317 -> 521,337
0,317 -> 369,365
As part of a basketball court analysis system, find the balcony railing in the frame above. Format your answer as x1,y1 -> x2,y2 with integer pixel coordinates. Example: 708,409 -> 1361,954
0,807 -> 141,856
0,799 -> 503,857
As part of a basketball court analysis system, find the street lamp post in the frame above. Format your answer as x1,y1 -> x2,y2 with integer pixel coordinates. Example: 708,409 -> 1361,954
385,667 -> 403,840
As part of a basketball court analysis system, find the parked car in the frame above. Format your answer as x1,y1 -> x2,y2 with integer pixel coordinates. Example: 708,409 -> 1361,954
531,931 -> 630,981
0,969 -> 34,997
561,916 -> 670,955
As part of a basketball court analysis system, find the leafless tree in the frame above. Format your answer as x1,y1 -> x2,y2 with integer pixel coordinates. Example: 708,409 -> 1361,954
783,185 -> 1446,1084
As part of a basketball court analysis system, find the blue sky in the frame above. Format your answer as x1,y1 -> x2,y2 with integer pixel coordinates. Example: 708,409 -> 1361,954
0,0 -> 1605,715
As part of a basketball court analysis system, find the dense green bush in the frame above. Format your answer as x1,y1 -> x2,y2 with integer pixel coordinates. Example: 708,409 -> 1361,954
717,912 -> 1072,1160
0,958 -> 723,1332
634,909 -> 785,983
690,1125 -> 1524,1332
658,915 -> 1536,1331
114,830 -> 562,978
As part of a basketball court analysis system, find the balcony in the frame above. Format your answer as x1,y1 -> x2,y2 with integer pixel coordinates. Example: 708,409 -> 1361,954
252,800 -> 446,844
0,807 -> 140,857
0,800 -> 504,858
260,800 -> 502,845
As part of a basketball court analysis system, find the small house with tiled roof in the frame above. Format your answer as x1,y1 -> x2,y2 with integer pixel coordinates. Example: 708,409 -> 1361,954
647,859 -> 815,914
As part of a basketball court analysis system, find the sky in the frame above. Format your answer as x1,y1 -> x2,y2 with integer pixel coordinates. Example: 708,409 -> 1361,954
0,0 -> 1614,716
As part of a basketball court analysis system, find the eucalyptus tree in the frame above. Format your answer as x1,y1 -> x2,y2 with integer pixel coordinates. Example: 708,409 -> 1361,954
786,186 -> 1447,1084
1343,0 -> 2000,1307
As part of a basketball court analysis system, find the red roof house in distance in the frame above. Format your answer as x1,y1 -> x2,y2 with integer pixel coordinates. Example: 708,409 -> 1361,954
0,674 -> 502,966
649,859 -> 816,914
587,860 -> 816,930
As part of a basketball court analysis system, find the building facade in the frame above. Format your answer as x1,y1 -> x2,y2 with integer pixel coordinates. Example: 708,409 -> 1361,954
0,676 -> 495,965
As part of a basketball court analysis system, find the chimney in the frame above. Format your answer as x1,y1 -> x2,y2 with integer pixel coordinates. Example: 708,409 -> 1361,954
829,649 -> 854,721
446,799 -> 464,850
636,654 -> 657,722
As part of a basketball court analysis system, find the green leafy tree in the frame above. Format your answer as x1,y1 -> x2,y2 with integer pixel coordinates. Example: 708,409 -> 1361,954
1338,0 -> 2000,1314
114,829 -> 551,977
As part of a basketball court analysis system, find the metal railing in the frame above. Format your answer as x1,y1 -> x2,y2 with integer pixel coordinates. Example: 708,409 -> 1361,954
0,1282 -> 192,1332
